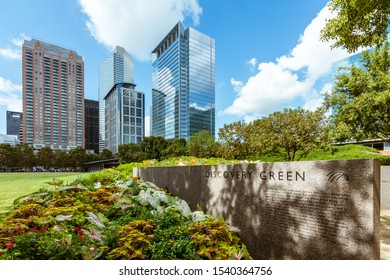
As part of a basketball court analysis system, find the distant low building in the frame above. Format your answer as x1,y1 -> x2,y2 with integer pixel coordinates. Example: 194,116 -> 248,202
0,134 -> 19,146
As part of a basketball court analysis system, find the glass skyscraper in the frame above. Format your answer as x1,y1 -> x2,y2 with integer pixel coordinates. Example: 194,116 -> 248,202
84,99 -> 99,154
99,46 -> 134,152
6,111 -> 23,137
104,83 -> 145,154
151,22 -> 215,140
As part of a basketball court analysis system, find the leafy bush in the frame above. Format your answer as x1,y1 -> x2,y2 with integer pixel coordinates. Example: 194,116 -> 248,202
0,173 -> 251,260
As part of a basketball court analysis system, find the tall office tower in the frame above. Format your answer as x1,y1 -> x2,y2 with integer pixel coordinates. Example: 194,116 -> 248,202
151,22 -> 215,140
22,39 -> 84,150
6,111 -> 23,137
84,99 -> 99,154
104,83 -> 145,154
99,46 -> 134,152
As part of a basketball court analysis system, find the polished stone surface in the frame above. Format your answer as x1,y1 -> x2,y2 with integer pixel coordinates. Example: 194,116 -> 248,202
134,159 -> 380,259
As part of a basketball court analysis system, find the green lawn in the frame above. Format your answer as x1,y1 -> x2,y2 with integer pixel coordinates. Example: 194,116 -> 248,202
0,172 -> 88,214
256,144 -> 390,164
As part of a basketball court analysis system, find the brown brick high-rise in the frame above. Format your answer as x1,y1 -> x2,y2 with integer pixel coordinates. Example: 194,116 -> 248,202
22,39 -> 84,150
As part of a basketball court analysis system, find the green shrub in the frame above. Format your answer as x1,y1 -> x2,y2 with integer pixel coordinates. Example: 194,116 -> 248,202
106,220 -> 155,260
0,177 -> 251,260
379,156 -> 390,165
188,217 -> 251,260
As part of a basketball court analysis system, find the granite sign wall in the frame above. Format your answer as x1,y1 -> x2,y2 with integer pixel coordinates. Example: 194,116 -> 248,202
133,159 -> 380,259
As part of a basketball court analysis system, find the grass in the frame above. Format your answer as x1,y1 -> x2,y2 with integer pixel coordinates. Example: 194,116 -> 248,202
257,144 -> 390,164
0,172 -> 88,214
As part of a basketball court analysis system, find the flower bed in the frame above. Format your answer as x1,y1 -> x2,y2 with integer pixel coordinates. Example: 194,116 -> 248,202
0,168 -> 251,260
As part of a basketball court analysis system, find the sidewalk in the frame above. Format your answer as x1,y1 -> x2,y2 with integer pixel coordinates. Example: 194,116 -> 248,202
381,209 -> 390,260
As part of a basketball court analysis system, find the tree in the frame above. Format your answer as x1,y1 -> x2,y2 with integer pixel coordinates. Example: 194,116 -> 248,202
99,148 -> 114,160
54,150 -> 69,168
217,121 -> 250,159
325,42 -> 390,142
68,147 -> 88,171
321,0 -> 390,53
140,136 -> 167,161
15,143 -> 36,168
85,152 -> 100,165
38,146 -> 54,170
0,144 -> 15,169
162,138 -> 187,158
187,130 -> 216,158
248,108 -> 329,161
118,143 -> 145,163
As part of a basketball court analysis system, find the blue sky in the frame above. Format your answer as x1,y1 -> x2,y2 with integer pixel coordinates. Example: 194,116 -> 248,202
0,0 -> 354,137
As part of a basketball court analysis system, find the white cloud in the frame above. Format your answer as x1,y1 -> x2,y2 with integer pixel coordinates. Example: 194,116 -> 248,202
0,34 -> 30,60
11,34 -> 29,47
302,82 -> 332,111
243,114 -> 259,124
0,48 -> 21,60
0,77 -> 22,112
230,78 -> 244,93
78,0 -> 202,61
223,5 -> 354,118
225,62 -> 311,116
302,97 -> 323,111
246,58 -> 257,71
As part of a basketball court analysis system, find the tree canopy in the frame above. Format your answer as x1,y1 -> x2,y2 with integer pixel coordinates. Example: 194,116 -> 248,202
140,136 -> 167,161
162,138 -> 187,158
248,108 -> 329,161
187,130 -> 216,158
325,42 -> 390,142
321,0 -> 390,53
118,143 -> 145,163
99,148 -> 114,160
217,121 -> 250,159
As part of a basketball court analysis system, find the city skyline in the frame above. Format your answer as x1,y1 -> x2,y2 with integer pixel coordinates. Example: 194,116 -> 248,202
0,0 -> 358,138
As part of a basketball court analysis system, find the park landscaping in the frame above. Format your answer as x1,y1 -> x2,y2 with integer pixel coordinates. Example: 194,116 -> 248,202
0,158 -> 251,260
0,145 -> 388,260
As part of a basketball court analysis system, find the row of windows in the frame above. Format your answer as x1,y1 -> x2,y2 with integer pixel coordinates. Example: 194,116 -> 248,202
122,126 -> 143,136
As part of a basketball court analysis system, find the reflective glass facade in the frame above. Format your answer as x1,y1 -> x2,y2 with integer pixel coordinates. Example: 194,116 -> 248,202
151,22 -> 215,140
84,99 -> 99,154
99,46 -> 134,152
332,52 -> 364,79
7,111 -> 23,137
104,83 -> 144,154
